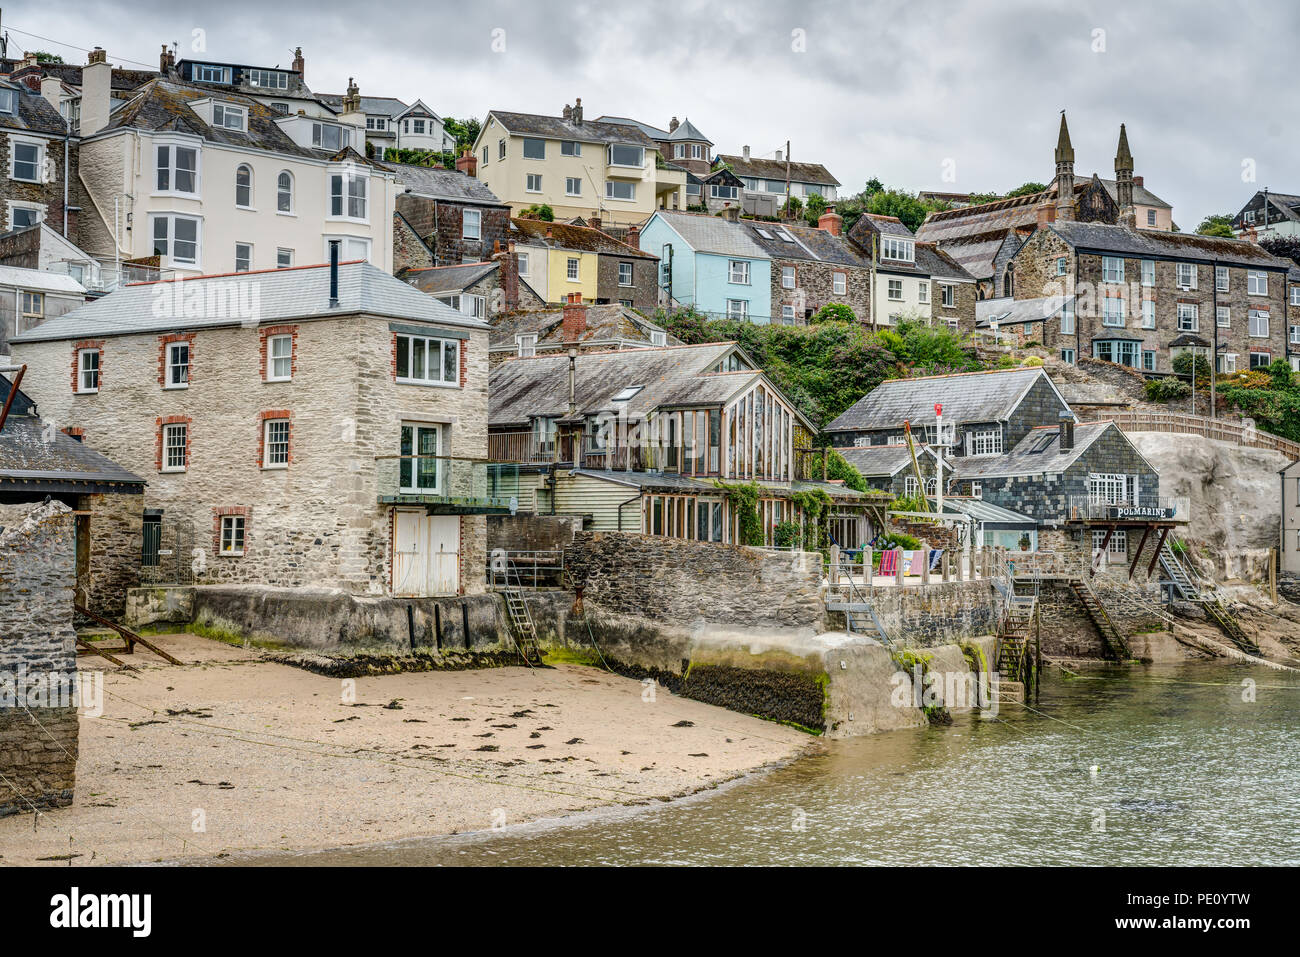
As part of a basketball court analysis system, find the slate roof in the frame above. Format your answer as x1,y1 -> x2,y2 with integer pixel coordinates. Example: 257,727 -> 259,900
916,243 -> 977,282
1046,221 -> 1290,270
488,303 -> 677,352
667,118 -> 711,144
102,77 -> 320,157
0,78 -> 69,135
487,110 -> 655,148
490,342 -> 762,425
742,221 -> 873,268
976,294 -> 1072,328
0,378 -> 143,489
9,62 -> 157,93
405,261 -> 498,294
938,497 -> 1038,528
650,211 -> 769,259
826,368 -> 1068,433
594,115 -> 671,140
834,444 -> 917,477
509,218 -> 656,258
380,160 -> 505,205
937,231 -> 1023,281
319,93 -> 408,117
0,264 -> 85,295
714,154 -> 840,187
10,261 -> 483,343
949,421 -> 1139,480
863,214 -> 915,238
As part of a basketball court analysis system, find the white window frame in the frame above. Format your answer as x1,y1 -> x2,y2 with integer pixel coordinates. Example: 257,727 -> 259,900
1216,266 -> 1229,293
219,515 -> 245,556
1176,262 -> 1197,290
1056,257 -> 1067,276
969,429 -> 1003,457
1141,299 -> 1156,329
151,213 -> 202,268
1217,305 -> 1230,328
1250,351 -> 1272,370
607,144 -> 644,168
7,201 -> 44,229
234,163 -> 253,208
311,122 -> 350,152
887,278 -> 903,301
267,334 -> 293,380
1102,256 -> 1125,283
566,257 -> 580,281
605,181 -> 636,202
1248,270 -> 1269,296
561,140 -> 581,156
618,261 -> 634,287
324,236 -> 371,263
565,177 -> 581,197
517,251 -> 529,277
728,260 -> 750,285
165,342 -> 190,389
917,281 -> 928,304
276,170 -> 294,214
262,419 -> 290,470
394,334 -> 460,388
212,103 -> 246,132
1249,309 -> 1270,338
881,237 -> 914,262
234,242 -> 252,272
1177,302 -> 1199,332
781,266 -> 796,290
516,334 -> 537,358
1060,301 -> 1075,335
8,136 -> 45,184
781,304 -> 796,324
328,169 -> 368,222
1221,353 -> 1238,374
834,272 -> 848,296
526,173 -> 542,193
941,283 -> 955,308
462,208 -> 482,240
162,423 -> 188,472
76,348 -> 99,393
154,139 -> 200,196
276,247 -> 294,269
1102,297 -> 1126,327
726,299 -> 749,320
1141,259 -> 1155,287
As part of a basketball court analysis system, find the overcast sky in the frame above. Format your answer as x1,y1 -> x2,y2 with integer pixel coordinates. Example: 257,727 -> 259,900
7,0 -> 1294,228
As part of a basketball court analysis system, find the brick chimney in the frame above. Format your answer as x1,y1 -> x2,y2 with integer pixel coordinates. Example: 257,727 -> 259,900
625,224 -> 641,249
81,47 -> 112,137
562,294 -> 587,341
494,240 -> 520,312
589,216 -> 601,232
456,149 -> 478,177
1133,175 -> 1144,189
718,205 -> 740,223
669,116 -> 679,133
1035,201 -> 1054,228
545,225 -> 553,240
292,46 -> 305,78
818,209 -> 843,236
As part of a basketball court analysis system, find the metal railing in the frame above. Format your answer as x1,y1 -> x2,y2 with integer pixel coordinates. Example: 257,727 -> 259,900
1062,495 -> 1189,522
488,549 -> 565,589
47,258 -> 171,294
1090,411 -> 1300,461
374,455 -> 521,510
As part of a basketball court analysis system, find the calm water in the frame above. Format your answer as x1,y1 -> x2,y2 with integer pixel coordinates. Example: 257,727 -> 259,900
255,662 -> 1300,866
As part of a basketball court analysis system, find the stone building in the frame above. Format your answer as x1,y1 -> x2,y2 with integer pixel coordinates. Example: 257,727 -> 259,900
404,245 -> 544,319
0,76 -> 85,237
0,499 -> 80,818
746,211 -> 873,324
825,367 -> 1073,456
382,157 -> 512,268
1008,220 -> 1293,373
0,373 -> 144,617
510,218 -> 659,311
917,242 -> 979,333
9,259 -> 499,599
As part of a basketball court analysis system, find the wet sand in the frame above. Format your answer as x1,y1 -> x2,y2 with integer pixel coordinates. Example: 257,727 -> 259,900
0,633 -> 812,865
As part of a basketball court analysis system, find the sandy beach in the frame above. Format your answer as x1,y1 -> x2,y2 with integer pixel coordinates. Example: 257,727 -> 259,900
0,633 -> 812,865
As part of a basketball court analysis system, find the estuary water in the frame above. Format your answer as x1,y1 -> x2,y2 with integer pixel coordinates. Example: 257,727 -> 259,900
273,661 -> 1300,866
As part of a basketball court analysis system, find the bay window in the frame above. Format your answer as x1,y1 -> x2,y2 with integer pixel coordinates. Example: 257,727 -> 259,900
152,214 -> 200,266
156,143 -> 199,194
329,171 -> 368,220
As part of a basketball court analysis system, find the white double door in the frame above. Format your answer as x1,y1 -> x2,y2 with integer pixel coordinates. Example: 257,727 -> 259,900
392,509 -> 459,597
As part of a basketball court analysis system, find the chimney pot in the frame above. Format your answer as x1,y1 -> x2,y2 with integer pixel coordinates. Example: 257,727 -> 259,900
818,209 -> 843,236
455,148 -> 478,178
775,149 -> 783,162
625,224 -> 641,250
562,297 -> 588,342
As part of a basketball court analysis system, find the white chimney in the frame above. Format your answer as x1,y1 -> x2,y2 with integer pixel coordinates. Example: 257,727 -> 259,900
40,76 -> 63,114
775,149 -> 783,162
742,145 -> 750,161
81,47 -> 112,137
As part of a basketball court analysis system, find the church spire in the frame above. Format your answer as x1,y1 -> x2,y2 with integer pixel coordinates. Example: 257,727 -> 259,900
1054,111 -> 1076,222
1115,123 -> 1136,227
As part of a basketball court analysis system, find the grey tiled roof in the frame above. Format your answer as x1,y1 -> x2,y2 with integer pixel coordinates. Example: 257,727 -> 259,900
509,218 -> 656,258
826,368 -> 1062,433
834,444 -> 915,477
0,79 -> 69,135
714,154 -> 839,187
11,261 -> 483,343
950,421 -> 1130,479
0,380 -> 143,487
976,294 -> 1072,328
594,115 -> 671,139
571,468 -> 865,500
667,118 -> 711,144
1047,221 -> 1289,270
651,211 -> 769,259
938,497 -> 1037,527
863,214 -> 914,238
916,243 -> 977,282
380,161 -> 505,204
488,110 -> 655,147
318,93 -> 408,117
405,262 -> 498,295
489,342 -> 752,425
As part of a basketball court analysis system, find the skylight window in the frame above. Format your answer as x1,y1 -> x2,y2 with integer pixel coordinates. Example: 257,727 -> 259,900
611,386 -> 643,402
756,228 -> 775,240
777,230 -> 795,243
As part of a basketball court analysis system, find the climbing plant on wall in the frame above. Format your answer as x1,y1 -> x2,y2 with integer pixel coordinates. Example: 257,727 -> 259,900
791,488 -> 834,551
716,481 -> 764,546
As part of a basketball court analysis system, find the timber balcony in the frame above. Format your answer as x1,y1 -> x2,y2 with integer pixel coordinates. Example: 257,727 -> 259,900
375,455 -> 521,514
488,431 -> 702,472
1063,496 -> 1189,523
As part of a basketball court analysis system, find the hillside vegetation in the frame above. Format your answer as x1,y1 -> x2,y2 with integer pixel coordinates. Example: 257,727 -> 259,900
656,310 -> 985,431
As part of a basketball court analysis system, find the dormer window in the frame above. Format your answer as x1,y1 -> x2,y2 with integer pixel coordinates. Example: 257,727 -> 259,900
193,64 -> 231,84
0,89 -> 15,115
212,103 -> 246,131
312,122 -> 350,152
881,237 -> 914,263
246,69 -> 288,89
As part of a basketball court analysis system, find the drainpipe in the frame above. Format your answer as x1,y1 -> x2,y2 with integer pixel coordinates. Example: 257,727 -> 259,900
62,131 -> 70,237
1211,257 -> 1218,419
567,347 -> 577,416
617,491 -> 642,531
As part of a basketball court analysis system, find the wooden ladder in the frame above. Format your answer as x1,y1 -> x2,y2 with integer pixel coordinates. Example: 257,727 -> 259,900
996,596 -> 1036,682
500,587 -> 542,666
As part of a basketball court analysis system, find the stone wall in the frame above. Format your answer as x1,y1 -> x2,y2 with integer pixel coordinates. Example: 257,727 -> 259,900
769,257 -> 871,324
564,531 -> 825,632
394,194 -> 511,268
596,253 -> 658,312
488,513 -> 584,552
392,211 -> 435,274
861,580 -> 1000,648
932,279 -> 978,334
0,501 -> 79,817
80,490 -> 143,619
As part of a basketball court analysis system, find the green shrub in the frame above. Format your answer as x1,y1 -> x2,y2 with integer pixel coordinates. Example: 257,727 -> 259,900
878,532 -> 921,551
774,521 -> 802,549
1144,378 -> 1191,402
1022,355 -> 1044,366
811,303 -> 857,324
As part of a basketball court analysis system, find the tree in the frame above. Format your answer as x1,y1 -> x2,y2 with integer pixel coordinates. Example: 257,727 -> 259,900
443,117 -> 481,151
1260,235 -> 1300,267
1006,181 -> 1048,197
811,303 -> 856,323
31,51 -> 64,63
782,195 -> 803,218
862,177 -> 885,196
804,192 -> 828,225
1195,214 -> 1235,238
519,204 -> 554,222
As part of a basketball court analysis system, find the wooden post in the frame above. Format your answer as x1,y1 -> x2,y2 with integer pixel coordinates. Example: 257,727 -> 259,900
894,547 -> 905,587
829,543 -> 841,585
1270,548 -> 1277,603
920,541 -> 930,585
943,550 -> 952,582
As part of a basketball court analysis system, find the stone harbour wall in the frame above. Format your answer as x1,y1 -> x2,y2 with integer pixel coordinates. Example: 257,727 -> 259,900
860,580 -> 1000,649
0,501 -> 80,817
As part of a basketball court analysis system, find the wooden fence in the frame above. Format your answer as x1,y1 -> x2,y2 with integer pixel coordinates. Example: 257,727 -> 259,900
1088,412 -> 1300,461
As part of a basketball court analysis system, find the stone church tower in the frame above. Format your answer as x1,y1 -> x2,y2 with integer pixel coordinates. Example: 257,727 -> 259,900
1114,123 -> 1137,227
1053,112 -> 1076,222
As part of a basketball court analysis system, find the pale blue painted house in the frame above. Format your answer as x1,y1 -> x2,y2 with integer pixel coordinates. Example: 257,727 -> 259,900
640,211 -> 773,323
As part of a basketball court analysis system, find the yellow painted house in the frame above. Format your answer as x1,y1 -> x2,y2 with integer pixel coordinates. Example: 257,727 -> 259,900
473,99 -> 683,226
508,217 -> 658,307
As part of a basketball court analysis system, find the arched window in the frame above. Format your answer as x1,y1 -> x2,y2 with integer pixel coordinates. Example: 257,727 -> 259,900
277,171 -> 293,213
1003,271 -> 1013,298
235,164 -> 253,208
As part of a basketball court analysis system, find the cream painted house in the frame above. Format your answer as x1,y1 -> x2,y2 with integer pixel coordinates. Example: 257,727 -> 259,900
473,99 -> 683,226
74,50 -> 395,276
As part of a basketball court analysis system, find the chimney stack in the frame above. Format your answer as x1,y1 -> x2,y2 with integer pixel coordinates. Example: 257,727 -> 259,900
1058,411 -> 1075,451
1133,175 -> 1144,189
39,76 -> 63,114
455,149 -> 478,177
572,97 -> 583,125
625,224 -> 641,249
774,149 -> 783,162
588,215 -> 601,232
493,240 -> 519,312
292,46 -> 305,78
562,103 -> 572,120
669,116 -> 679,133
562,294 -> 588,341
718,205 -> 740,223
818,209 -> 843,236
80,47 -> 112,137
742,145 -> 751,161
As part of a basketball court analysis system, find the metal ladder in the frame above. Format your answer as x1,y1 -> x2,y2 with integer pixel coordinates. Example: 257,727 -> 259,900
1159,539 -> 1259,655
